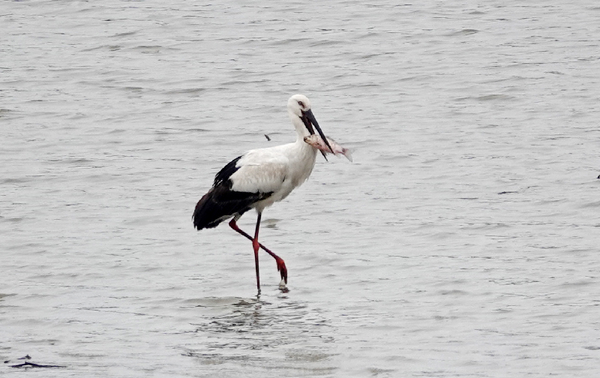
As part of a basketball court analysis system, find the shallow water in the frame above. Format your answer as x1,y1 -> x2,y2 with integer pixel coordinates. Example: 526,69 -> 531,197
2,0 -> 600,376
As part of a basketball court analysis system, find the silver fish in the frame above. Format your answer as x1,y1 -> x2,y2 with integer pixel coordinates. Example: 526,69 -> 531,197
304,134 -> 353,162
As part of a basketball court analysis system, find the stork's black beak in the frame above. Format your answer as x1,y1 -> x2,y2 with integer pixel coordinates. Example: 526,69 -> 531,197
301,109 -> 335,155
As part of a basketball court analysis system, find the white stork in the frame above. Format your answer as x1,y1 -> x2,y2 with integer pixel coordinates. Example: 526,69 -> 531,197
193,94 -> 334,293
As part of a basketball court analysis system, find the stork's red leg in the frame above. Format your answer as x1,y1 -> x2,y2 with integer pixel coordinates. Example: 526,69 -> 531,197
229,218 -> 288,285
252,213 -> 261,293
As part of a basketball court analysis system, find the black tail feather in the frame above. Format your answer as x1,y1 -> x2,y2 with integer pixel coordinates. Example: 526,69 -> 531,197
192,184 -> 271,230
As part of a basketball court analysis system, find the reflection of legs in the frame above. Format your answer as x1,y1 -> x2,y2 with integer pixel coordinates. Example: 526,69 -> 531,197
228,218 -> 288,286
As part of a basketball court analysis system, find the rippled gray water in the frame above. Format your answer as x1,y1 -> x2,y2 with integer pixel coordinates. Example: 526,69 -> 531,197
2,1 -> 600,377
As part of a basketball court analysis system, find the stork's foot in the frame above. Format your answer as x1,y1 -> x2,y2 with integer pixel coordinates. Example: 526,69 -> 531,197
274,257 -> 287,284
279,279 -> 289,293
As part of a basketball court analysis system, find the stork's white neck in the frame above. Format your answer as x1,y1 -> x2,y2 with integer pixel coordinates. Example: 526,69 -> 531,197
289,111 -> 311,142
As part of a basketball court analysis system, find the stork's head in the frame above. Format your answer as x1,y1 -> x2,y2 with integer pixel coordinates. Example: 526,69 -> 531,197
287,94 -> 312,118
287,94 -> 334,154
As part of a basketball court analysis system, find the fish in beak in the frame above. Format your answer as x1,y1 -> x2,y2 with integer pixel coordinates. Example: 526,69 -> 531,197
300,109 -> 335,159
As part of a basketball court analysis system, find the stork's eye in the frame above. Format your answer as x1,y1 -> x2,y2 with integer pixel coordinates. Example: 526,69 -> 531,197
297,101 -> 305,108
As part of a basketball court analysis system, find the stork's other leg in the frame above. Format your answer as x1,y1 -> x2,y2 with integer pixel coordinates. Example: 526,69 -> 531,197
228,218 -> 288,285
252,212 -> 262,293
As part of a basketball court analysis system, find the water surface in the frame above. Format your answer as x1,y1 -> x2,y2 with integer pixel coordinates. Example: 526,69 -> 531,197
2,1 -> 600,377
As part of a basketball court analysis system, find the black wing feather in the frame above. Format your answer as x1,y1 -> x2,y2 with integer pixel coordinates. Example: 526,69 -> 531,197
214,155 -> 242,186
192,155 -> 272,230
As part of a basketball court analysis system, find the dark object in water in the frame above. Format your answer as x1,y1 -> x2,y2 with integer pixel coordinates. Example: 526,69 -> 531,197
10,361 -> 66,369
6,355 -> 65,369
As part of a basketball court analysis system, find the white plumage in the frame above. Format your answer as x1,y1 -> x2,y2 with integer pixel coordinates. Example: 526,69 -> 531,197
192,94 -> 334,293
231,141 -> 316,210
